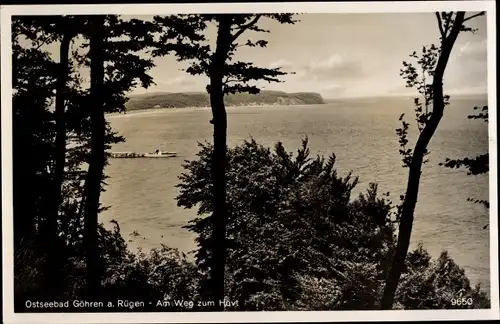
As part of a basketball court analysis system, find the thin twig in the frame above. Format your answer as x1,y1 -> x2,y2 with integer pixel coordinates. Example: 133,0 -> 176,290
231,15 -> 263,42
34,36 -> 49,51
463,11 -> 485,23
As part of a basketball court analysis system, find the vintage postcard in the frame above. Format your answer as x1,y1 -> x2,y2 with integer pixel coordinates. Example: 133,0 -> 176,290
1,1 -> 498,323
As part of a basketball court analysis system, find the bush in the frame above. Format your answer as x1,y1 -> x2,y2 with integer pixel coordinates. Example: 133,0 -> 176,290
14,220 -> 200,311
96,222 -> 201,308
395,243 -> 490,309
176,138 -> 490,310
177,138 -> 395,309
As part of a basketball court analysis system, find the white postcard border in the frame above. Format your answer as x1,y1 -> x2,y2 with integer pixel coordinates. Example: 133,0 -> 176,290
1,1 -> 498,323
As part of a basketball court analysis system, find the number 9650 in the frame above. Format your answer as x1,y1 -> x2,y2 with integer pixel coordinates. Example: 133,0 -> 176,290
451,298 -> 473,306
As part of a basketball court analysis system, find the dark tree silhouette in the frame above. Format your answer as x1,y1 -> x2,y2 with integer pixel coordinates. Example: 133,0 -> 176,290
49,24 -> 74,297
381,11 -> 485,309
153,13 -> 297,308
12,14 -> 158,300
12,18 -> 64,302
12,17 -> 58,258
51,17 -> 84,276
12,16 -> 92,298
78,15 -> 156,298
48,16 -> 87,296
82,15 -> 107,299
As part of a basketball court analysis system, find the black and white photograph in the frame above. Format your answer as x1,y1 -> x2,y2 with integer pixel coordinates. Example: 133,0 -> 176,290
1,1 -> 498,323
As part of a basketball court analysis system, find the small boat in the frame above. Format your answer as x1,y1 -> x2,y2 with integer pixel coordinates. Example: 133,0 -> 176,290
110,149 -> 177,159
144,152 -> 178,158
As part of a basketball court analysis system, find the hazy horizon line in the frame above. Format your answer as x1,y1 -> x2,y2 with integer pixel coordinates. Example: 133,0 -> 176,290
127,90 -> 488,100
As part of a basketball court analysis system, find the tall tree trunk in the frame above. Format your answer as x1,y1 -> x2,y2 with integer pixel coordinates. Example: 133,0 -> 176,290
13,148 -> 36,252
45,33 -> 72,297
380,12 -> 466,309
83,15 -> 106,300
51,34 -> 71,237
208,15 -> 232,310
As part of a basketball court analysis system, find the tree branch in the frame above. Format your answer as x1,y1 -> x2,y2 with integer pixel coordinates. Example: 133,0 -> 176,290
231,14 -> 262,42
435,12 -> 445,37
222,75 -> 240,86
443,12 -> 452,38
34,35 -> 51,51
463,11 -> 485,23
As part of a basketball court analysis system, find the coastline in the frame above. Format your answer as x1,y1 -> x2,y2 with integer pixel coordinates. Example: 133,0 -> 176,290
106,106 -> 211,118
107,92 -> 488,119
106,103 -> 326,118
109,92 -> 487,119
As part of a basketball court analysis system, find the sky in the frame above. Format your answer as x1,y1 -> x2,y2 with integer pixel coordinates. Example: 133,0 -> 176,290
34,12 -> 488,99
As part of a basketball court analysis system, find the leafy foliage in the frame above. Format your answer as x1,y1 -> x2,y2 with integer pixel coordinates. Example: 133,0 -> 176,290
176,138 -> 489,310
441,105 -> 489,176
395,243 -> 490,309
152,14 -> 297,95
440,105 -> 489,209
395,11 -> 484,168
96,223 -> 200,307
396,43 -> 444,167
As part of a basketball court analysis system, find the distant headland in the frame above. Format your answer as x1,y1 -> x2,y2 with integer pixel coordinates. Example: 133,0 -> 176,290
125,90 -> 326,111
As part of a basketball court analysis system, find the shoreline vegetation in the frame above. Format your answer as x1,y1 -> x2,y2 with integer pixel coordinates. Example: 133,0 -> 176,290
124,90 -> 326,111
